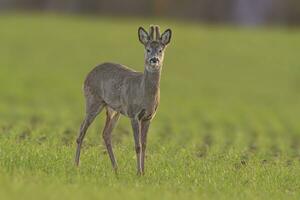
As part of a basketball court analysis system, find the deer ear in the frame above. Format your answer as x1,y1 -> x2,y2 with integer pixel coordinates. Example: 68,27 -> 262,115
160,29 -> 172,46
138,27 -> 149,45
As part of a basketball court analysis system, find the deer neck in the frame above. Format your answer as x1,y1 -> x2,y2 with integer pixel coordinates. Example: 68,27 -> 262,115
142,67 -> 161,103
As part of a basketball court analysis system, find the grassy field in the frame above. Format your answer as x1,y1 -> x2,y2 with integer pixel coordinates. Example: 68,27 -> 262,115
0,13 -> 300,199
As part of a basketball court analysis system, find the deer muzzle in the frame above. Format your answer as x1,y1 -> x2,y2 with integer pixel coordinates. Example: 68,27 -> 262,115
149,57 -> 159,65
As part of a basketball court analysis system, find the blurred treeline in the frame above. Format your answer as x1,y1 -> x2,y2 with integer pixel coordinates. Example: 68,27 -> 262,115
0,0 -> 299,25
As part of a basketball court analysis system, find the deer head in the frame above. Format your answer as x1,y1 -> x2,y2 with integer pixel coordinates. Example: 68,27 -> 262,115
138,25 -> 172,72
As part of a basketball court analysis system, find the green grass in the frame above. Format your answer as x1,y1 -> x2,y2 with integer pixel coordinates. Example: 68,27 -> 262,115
0,13 -> 300,199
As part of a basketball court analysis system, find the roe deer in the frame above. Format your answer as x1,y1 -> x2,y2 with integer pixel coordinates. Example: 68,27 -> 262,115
75,25 -> 172,175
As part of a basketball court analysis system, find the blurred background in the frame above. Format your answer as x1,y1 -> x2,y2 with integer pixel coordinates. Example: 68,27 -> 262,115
0,0 -> 299,26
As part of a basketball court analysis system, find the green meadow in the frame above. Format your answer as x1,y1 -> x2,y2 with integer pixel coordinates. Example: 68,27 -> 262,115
0,13 -> 300,199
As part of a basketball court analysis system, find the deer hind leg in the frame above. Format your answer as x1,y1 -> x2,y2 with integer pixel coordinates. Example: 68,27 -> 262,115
75,95 -> 105,166
102,107 -> 120,173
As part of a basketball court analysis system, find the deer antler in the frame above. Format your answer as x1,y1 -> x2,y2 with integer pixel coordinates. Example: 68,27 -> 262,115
154,25 -> 160,41
149,25 -> 155,40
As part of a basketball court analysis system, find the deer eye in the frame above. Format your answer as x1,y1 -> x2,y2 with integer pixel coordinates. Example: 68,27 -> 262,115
159,50 -> 162,53
146,49 -> 151,53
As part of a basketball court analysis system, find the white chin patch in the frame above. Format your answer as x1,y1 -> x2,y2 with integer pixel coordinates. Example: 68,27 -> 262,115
146,65 -> 159,72
150,63 -> 158,67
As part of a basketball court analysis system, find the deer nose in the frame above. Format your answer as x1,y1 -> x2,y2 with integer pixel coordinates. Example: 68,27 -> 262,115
150,57 -> 159,64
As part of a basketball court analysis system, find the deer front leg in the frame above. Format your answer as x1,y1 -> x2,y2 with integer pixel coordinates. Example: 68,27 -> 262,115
131,118 -> 142,175
141,119 -> 150,175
